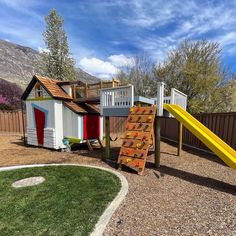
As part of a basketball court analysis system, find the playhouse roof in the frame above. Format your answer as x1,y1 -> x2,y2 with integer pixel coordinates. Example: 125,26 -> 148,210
64,101 -> 99,114
22,75 -> 100,115
21,75 -> 72,101
64,101 -> 87,113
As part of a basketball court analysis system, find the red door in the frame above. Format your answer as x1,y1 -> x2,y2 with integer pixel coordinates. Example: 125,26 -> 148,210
34,108 -> 45,145
83,115 -> 100,139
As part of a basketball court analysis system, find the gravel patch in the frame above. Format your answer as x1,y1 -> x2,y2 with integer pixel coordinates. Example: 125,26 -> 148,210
0,135 -> 236,235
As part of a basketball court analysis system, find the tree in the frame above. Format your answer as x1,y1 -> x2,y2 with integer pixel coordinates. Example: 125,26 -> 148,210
154,40 -> 233,113
0,79 -> 22,110
39,9 -> 76,81
116,54 -> 155,97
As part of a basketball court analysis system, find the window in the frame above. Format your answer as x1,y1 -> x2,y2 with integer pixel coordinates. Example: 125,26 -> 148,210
35,83 -> 43,98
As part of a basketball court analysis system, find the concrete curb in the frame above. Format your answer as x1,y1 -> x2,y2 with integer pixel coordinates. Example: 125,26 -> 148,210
0,164 -> 128,236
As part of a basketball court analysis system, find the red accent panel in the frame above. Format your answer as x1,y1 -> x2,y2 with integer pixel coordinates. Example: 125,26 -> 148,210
34,108 -> 45,145
83,115 -> 100,139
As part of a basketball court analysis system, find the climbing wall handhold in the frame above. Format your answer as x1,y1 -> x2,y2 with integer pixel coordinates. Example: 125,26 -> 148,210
147,115 -> 152,121
142,135 -> 147,140
136,143 -> 142,148
144,124 -> 149,131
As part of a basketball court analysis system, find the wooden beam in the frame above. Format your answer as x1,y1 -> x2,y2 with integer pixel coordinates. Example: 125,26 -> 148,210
105,116 -> 110,161
177,122 -> 183,156
86,139 -> 94,151
154,117 -> 161,168
85,83 -> 88,98
21,101 -> 26,145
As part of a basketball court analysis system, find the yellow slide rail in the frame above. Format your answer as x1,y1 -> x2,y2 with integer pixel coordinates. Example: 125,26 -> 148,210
163,104 -> 236,170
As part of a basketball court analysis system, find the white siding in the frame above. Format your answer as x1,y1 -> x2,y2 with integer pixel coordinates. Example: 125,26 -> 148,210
43,128 -> 56,149
63,106 -> 83,139
78,116 -> 83,140
54,101 -> 65,149
61,85 -> 72,97
27,128 -> 37,146
26,99 -> 65,149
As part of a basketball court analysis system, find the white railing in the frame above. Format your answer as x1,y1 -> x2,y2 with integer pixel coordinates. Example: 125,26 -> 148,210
100,85 -> 134,115
156,82 -> 188,116
171,88 -> 187,110
163,96 -> 171,104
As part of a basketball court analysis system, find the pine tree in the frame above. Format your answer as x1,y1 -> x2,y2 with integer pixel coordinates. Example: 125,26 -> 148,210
40,9 -> 76,81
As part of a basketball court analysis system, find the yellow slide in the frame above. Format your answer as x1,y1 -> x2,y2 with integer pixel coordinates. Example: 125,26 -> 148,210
163,104 -> 236,170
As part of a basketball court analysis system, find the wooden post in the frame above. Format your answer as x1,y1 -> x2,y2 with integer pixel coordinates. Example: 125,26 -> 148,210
177,122 -> 183,156
154,117 -> 161,168
85,83 -> 88,98
105,116 -> 110,161
21,101 -> 26,146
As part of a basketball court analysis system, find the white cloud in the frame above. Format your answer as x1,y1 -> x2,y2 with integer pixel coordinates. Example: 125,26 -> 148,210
38,47 -> 49,53
120,0 -> 236,63
79,57 -> 120,80
108,54 -> 134,67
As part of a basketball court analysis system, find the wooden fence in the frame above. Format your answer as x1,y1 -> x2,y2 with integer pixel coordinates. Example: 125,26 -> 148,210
1,109 -> 236,152
160,112 -> 236,151
0,110 -> 26,134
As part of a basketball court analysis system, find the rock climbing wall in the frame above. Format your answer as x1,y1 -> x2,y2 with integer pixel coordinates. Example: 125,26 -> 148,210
117,105 -> 157,175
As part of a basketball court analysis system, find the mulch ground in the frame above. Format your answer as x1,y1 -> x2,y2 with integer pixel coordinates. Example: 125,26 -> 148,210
0,134 -> 235,236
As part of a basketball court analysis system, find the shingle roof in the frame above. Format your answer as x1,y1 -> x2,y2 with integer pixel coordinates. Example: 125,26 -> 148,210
36,76 -> 72,100
21,75 -> 101,115
82,103 -> 100,114
64,101 -> 87,114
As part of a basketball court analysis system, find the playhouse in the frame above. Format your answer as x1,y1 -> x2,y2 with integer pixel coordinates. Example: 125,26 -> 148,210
21,75 -> 103,149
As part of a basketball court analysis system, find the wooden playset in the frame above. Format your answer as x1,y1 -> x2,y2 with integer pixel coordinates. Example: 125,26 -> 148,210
22,77 -> 236,175
118,105 -> 157,175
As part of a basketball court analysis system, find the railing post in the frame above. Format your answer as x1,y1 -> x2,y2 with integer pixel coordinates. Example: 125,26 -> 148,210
100,90 -> 104,116
104,116 -> 110,161
157,82 -> 165,116
130,85 -> 134,106
170,88 -> 175,104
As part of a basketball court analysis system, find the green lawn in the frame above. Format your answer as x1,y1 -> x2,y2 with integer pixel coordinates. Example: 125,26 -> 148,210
0,166 -> 121,236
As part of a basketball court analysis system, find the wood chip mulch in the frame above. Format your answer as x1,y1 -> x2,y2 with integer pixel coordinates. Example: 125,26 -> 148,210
0,135 -> 235,236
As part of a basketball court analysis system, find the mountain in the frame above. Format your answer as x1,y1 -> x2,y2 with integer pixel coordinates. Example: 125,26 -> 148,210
0,39 -> 100,88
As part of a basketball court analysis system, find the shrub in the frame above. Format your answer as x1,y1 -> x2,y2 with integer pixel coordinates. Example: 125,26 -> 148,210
0,79 -> 22,110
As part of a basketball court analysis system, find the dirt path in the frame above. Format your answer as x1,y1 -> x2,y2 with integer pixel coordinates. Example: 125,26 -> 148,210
0,135 -> 235,235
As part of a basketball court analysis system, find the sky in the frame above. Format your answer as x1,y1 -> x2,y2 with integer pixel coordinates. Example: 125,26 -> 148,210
0,0 -> 236,79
